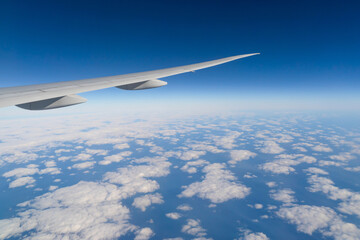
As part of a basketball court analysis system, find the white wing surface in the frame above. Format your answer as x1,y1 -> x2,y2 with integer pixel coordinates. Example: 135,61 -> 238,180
0,53 -> 259,110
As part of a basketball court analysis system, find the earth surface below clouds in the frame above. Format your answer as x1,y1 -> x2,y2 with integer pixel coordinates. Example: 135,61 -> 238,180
0,111 -> 360,240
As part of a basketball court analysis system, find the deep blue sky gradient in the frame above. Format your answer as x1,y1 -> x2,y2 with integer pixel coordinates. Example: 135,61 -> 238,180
0,0 -> 359,109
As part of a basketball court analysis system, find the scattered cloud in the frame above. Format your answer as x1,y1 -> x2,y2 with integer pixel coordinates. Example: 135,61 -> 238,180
266,182 -> 277,188
0,152 -> 38,166
85,148 -> 108,156
210,131 -> 242,149
132,193 -> 164,212
237,229 -> 269,240
180,160 -> 209,174
186,142 -> 225,153
9,176 -> 35,188
304,167 -> 328,175
179,150 -> 207,161
318,160 -> 343,167
181,219 -> 210,239
329,152 -> 354,161
229,150 -> 257,165
3,167 -> 38,178
292,146 -> 307,152
307,174 -> 360,218
177,204 -> 192,211
260,160 -> 296,175
277,204 -> 360,240
260,141 -> 284,154
114,143 -> 130,150
0,181 -> 138,239
134,227 -> 154,240
1,110 -> 359,239
179,163 -> 250,203
44,161 -> 57,167
166,212 -> 182,220
344,166 -> 360,172
270,189 -> 296,204
103,156 -> 170,199
72,161 -> 96,170
39,167 -> 61,175
73,153 -> 93,161
48,185 -> 58,191
312,145 -> 333,152
99,151 -> 132,165
260,154 -> 316,174
243,173 -> 257,179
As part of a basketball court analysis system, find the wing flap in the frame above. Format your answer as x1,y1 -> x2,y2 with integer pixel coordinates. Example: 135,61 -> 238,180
16,94 -> 87,110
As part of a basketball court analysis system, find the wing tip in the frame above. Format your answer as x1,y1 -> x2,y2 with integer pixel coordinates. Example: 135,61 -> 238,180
236,52 -> 260,58
227,53 -> 260,61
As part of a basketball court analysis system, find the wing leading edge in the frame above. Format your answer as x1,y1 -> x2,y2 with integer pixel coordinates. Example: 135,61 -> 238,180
0,53 -> 259,110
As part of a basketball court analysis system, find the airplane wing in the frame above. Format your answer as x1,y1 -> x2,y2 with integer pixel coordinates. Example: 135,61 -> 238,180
0,53 -> 259,110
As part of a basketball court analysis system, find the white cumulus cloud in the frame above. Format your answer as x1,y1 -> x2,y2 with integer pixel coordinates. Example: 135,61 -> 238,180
9,176 -> 35,188
277,204 -> 360,240
229,150 -> 257,165
72,161 -> 96,170
179,163 -> 250,203
307,174 -> 360,218
181,219 -> 209,238
99,151 -> 132,165
180,159 -> 209,174
132,193 -> 164,212
177,204 -> 192,211
260,154 -> 316,175
0,181 -> 138,239
166,212 -> 182,220
3,167 -> 39,178
260,141 -> 284,154
304,167 -> 328,175
135,227 -> 154,240
270,189 -> 296,204
312,145 -> 333,152
237,229 -> 269,240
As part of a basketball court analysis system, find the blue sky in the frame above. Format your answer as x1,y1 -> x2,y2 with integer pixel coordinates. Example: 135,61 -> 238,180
0,0 -> 359,111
